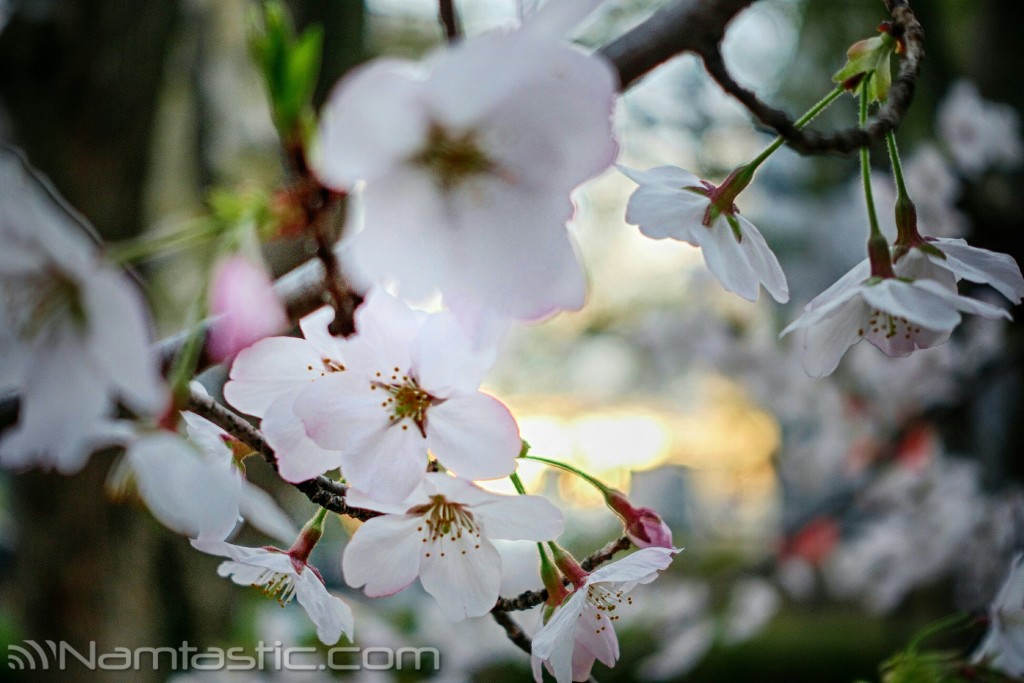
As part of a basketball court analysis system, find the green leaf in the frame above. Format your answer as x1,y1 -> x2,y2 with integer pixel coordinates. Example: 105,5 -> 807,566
832,32 -> 896,102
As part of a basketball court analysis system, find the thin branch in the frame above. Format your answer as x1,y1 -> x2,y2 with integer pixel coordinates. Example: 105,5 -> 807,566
490,609 -> 532,654
185,387 -> 380,522
438,0 -> 461,43
493,536 -> 632,613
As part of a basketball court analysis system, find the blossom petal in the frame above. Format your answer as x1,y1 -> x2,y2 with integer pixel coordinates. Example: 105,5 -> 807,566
473,494 -> 564,541
733,215 -> 789,303
692,217 -> 762,301
930,238 -> 1024,303
225,336 -> 328,418
587,547 -> 677,584
860,279 -> 963,330
343,514 -> 424,597
237,481 -> 299,545
426,392 -> 519,480
262,391 -> 345,484
411,312 -> 496,398
532,590 -> 589,683
419,534 -> 502,620
293,572 -> 355,645
575,602 -> 619,667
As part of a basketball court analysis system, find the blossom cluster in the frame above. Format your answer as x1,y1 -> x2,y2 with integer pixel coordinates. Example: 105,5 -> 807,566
2,0 -> 1024,680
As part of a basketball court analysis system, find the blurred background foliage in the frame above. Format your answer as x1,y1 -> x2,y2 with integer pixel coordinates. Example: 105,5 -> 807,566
0,0 -> 1022,681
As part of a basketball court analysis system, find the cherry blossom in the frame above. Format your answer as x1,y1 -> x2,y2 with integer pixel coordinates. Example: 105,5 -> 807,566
532,547 -> 677,683
972,553 -> 1024,677
937,80 -> 1024,177
619,165 -> 789,303
192,539 -> 354,645
123,412 -> 296,543
782,265 -> 1010,377
294,290 -> 520,502
0,158 -> 166,473
342,473 -> 563,620
603,489 -> 673,549
316,0 -> 617,320
224,306 -> 347,483
207,254 -> 288,362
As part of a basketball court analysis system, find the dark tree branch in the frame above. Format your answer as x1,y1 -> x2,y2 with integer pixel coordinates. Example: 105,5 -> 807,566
491,609 -> 532,654
438,0 -> 461,43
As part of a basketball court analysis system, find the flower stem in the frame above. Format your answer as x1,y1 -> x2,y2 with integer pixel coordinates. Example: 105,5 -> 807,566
520,454 -> 610,494
859,77 -> 894,278
885,131 -> 909,201
746,86 -> 844,172
509,471 -> 528,495
106,218 -> 224,264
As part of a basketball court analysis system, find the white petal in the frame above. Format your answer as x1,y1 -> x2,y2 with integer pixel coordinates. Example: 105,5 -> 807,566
419,534 -> 502,620
342,514 -> 424,597
410,312 -> 496,398
929,238 -> 1024,303
624,185 -> 707,242
524,0 -> 603,38
293,572 -> 355,645
692,217 -> 762,301
804,259 -> 871,311
587,547 -> 677,584
575,602 -> 619,667
912,278 -> 1012,320
262,391 -> 345,484
345,289 -> 424,374
299,306 -> 347,360
426,392 -> 519,480
474,493 -> 564,541
860,279 -> 963,330
733,215 -> 789,303
224,336 -> 328,418
293,372 -> 389,452
316,59 -> 430,187
532,590 -> 589,682
791,295 -> 868,377
84,268 -> 167,416
617,164 -> 703,190
182,411 -> 232,461
237,481 -> 298,545
337,421 -> 428,502
129,433 -> 241,540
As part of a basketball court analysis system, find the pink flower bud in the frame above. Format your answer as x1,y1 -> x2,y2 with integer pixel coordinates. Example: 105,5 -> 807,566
208,255 -> 288,362
605,489 -> 673,549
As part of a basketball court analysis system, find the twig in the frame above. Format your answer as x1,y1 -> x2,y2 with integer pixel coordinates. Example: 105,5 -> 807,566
490,610 -> 532,654
185,387 -> 380,521
438,0 -> 461,43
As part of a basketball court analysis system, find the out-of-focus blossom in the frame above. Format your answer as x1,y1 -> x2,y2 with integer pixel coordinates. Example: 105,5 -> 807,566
0,157 -> 166,473
122,411 -> 296,543
342,473 -> 563,620
973,554 -> 1024,676
192,539 -> 354,645
207,254 -> 288,362
295,290 -> 519,502
317,0 -> 617,321
620,165 -> 789,303
721,577 -> 781,645
224,306 -> 346,483
937,80 -> 1024,177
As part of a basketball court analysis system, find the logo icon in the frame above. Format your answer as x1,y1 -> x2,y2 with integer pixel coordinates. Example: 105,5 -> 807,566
6,640 -> 54,670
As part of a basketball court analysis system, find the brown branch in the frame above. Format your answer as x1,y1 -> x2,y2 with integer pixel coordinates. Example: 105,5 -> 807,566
490,609 -> 532,654
438,0 -> 461,43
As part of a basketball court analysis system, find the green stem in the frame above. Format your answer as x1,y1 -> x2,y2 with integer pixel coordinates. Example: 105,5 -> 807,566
860,80 -> 883,242
746,86 -> 845,171
509,471 -> 528,495
885,131 -> 910,202
520,454 -> 610,494
106,219 -> 224,264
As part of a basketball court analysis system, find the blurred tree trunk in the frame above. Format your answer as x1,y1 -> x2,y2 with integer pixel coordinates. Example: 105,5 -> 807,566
0,3 -> 188,682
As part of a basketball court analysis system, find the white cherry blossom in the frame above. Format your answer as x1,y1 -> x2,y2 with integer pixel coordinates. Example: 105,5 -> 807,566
532,547 -> 677,683
224,306 -> 346,484
782,265 -> 1010,377
316,1 -> 617,320
0,156 -> 166,473
294,290 -> 520,502
973,553 -> 1024,677
192,539 -> 354,645
342,473 -> 563,621
619,165 -> 789,303
123,412 -> 297,543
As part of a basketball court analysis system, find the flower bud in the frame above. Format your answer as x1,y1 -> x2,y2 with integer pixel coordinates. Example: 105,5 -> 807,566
208,255 -> 288,363
604,489 -> 673,549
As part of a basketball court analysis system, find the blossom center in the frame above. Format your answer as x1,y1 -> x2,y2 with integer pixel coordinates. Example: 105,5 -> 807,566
251,569 -> 298,606
371,369 -> 435,436
860,310 -> 923,341
585,584 -> 632,634
408,495 -> 482,558
412,123 -> 495,192
2,268 -> 85,341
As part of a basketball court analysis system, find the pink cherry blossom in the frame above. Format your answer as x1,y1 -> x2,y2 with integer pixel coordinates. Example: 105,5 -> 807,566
208,254 -> 288,363
604,490 -> 673,549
